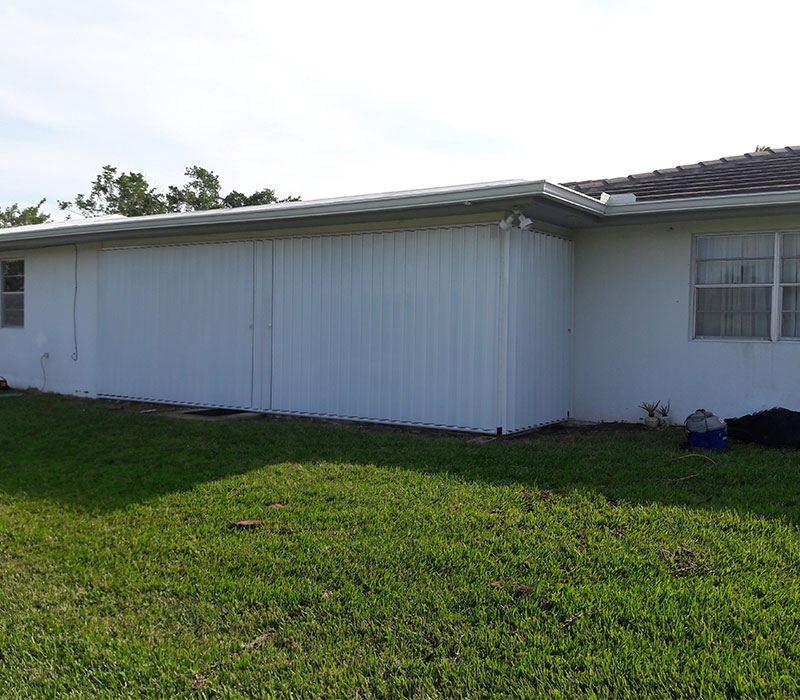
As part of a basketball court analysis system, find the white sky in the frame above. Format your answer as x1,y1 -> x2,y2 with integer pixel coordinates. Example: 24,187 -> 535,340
2,0 -> 800,217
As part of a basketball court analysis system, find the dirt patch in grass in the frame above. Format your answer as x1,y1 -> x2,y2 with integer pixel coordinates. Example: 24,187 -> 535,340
521,488 -> 556,512
510,420 -> 648,442
190,673 -> 210,691
230,519 -> 263,530
659,545 -> 712,577
487,582 -> 536,597
241,632 -> 276,650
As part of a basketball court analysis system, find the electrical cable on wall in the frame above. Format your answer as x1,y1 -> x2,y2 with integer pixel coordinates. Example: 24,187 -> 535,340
40,353 -> 48,391
72,244 -> 79,361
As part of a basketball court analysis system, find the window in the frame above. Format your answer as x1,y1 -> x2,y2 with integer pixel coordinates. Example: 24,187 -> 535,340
1,259 -> 24,328
694,233 -> 800,340
781,233 -> 800,337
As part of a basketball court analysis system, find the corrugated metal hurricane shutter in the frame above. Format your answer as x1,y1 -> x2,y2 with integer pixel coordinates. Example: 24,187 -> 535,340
95,224 -> 573,433
505,228 -> 573,432
269,226 -> 501,431
97,241 -> 256,408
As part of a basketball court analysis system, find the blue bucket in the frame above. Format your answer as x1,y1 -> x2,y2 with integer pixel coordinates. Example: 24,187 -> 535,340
688,428 -> 728,450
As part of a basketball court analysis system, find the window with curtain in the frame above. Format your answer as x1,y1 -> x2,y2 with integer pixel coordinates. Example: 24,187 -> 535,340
694,234 -> 773,339
694,232 -> 800,340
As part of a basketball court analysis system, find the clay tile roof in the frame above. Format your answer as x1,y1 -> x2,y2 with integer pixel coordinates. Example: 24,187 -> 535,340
562,146 -> 800,201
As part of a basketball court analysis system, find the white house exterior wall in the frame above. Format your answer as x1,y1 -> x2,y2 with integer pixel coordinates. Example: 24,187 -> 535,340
572,215 -> 800,423
0,244 -> 99,396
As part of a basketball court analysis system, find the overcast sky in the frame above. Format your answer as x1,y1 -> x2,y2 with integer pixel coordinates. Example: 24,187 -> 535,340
3,0 -> 800,218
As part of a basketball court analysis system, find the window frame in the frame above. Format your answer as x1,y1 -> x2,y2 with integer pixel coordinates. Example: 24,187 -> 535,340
1,258 -> 24,329
691,231 -> 800,342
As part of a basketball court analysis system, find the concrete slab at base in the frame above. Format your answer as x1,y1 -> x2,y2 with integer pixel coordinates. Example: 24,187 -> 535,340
165,409 -> 263,422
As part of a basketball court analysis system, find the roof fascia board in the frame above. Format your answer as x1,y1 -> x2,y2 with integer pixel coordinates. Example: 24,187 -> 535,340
18,179 -> 798,244
539,182 -> 607,215
0,180 -> 606,248
604,190 -> 800,217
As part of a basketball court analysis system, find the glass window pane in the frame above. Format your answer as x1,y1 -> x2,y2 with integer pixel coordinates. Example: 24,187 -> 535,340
697,287 -> 771,312
697,259 -> 772,284
2,310 -> 23,327
782,312 -> 800,338
1,260 -> 23,277
696,311 -> 771,338
1,294 -> 23,328
783,286 -> 800,312
741,235 -> 774,259
1,260 -> 24,328
2,275 -> 23,292
695,287 -> 771,338
696,235 -> 773,284
696,234 -> 773,261
781,258 -> 800,284
782,232 -> 800,258
782,233 -> 800,284
3,294 -> 23,312
782,286 -> 800,337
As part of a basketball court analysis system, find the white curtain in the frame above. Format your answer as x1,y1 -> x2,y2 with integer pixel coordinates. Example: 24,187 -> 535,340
695,234 -> 773,338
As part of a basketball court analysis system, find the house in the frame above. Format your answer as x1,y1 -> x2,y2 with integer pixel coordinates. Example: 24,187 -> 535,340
3,147 -> 800,432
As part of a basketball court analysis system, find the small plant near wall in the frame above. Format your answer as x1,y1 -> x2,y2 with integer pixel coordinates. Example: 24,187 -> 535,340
656,401 -> 671,428
639,400 -> 661,429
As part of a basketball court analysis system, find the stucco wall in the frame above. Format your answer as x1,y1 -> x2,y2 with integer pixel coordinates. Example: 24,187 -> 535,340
0,243 -> 98,395
572,214 -> 800,423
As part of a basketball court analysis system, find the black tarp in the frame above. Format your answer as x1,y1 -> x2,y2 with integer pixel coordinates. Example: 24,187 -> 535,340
726,407 -> 800,449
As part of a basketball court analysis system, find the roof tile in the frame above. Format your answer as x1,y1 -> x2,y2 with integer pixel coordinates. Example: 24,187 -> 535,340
562,146 -> 800,201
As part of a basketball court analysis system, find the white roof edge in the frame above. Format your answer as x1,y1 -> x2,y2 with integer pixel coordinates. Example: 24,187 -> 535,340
0,179 -> 606,246
604,189 -> 800,216
5,179 -> 800,247
540,182 -> 607,214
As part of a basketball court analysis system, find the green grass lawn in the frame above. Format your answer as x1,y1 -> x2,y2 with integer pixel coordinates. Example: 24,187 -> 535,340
1,394 -> 799,699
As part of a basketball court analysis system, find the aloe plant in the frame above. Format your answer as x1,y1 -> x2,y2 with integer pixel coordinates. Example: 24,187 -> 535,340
638,400 -> 660,417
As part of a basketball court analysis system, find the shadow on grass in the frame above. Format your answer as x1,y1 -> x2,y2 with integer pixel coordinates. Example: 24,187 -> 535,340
0,394 -> 798,523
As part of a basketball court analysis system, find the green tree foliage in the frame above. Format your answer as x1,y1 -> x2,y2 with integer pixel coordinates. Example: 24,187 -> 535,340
0,199 -> 51,228
59,166 -> 168,217
167,166 -> 300,212
223,188 -> 297,208
59,165 -> 299,218
166,166 -> 222,213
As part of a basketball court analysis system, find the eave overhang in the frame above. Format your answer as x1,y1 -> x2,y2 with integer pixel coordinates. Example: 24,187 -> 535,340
599,189 -> 800,226
0,180 -> 605,251
5,180 -> 800,251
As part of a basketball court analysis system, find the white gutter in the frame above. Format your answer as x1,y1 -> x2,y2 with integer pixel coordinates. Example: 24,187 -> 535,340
604,189 -> 800,216
540,182 -> 607,214
0,179 -> 605,247
13,176 -> 793,246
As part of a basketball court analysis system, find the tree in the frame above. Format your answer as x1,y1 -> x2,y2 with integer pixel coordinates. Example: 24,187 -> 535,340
167,166 -> 300,212
59,165 -> 299,218
58,166 -> 168,218
223,188 -> 297,208
166,166 -> 222,213
0,199 -> 51,228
